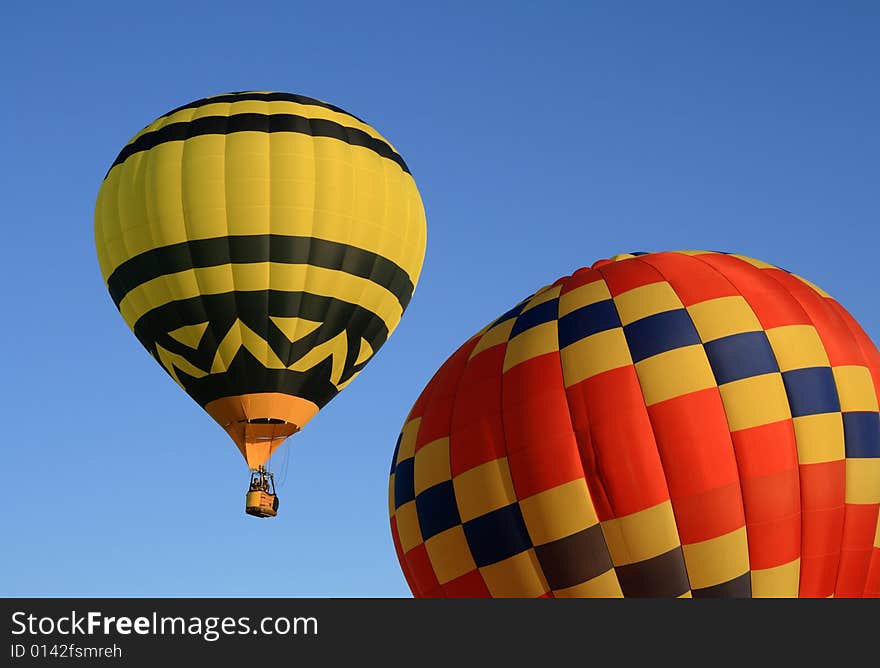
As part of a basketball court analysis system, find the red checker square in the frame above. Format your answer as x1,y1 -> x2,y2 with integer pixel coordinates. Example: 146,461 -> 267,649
731,420 -> 799,480
595,257 -> 664,296
671,481 -> 746,545
840,503 -> 880,551
416,392 -> 456,451
442,569 -> 490,597
647,388 -> 740,498
502,353 -> 565,408
745,510 -> 801,570
798,552 -> 840,598
799,460 -> 846,511
451,348 -> 504,429
834,555 -> 872,598
831,301 -> 880,374
507,432 -> 584,498
639,252 -> 739,306
503,358 -> 575,453
863,549 -> 880,597
450,412 -> 507,477
560,267 -> 603,294
577,368 -> 670,516
801,505 -> 845,558
739,467 -> 801,526
404,543 -> 441,597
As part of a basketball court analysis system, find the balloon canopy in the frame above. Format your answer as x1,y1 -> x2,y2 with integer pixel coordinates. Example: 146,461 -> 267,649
389,251 -> 880,597
96,91 -> 426,470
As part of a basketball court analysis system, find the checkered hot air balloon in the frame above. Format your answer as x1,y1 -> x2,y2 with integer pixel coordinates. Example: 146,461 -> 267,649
95,92 -> 425,515
389,251 -> 880,597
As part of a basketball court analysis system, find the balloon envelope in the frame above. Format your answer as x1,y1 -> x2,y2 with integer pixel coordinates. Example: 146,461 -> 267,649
96,91 -> 426,468
389,251 -> 880,597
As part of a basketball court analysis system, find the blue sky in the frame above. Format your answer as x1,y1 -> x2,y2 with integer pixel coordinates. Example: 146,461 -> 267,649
1,2 -> 877,596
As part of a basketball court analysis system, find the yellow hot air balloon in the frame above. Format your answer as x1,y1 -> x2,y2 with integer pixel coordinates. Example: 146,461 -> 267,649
95,91 -> 426,516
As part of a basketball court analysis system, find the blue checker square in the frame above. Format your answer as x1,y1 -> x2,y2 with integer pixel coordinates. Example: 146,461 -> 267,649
705,331 -> 779,385
624,309 -> 701,363
842,411 -> 880,458
416,481 -> 461,540
489,301 -> 529,329
462,503 -> 532,567
510,299 -> 558,338
558,299 -> 621,348
390,433 -> 402,474
781,367 -> 841,417
393,457 -> 415,509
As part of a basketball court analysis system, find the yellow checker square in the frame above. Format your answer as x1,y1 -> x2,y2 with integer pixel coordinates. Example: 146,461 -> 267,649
424,525 -> 477,585
521,284 -> 562,312
453,458 -> 517,523
678,591 -> 693,598
845,459 -> 880,504
792,413 -> 844,465
552,568 -> 622,597
766,325 -> 830,371
395,500 -> 423,553
397,417 -> 421,462
479,549 -> 549,598
675,250 -> 712,256
561,328 -> 633,388
470,318 -> 515,360
833,365 -> 879,412
681,526 -> 750,590
719,373 -> 791,432
414,437 -> 451,496
601,500 -> 681,566
634,345 -> 716,406
518,478 -> 599,546
614,282 -> 683,326
687,296 -> 762,343
503,321 -> 558,373
750,559 -> 800,598
558,279 -> 611,317
388,473 -> 395,518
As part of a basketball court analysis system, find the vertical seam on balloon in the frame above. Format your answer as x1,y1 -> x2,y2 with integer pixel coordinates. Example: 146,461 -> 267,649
494,290 -> 560,597
592,259 -> 693,597
176,107 -> 213,378
686,251 -> 803,596
442,336 -> 495,597
639,253 -> 757,597
260,101 -> 273,410
762,268 -> 865,597
141,112 -> 191,377
828,301 -> 880,596
404,340 -> 475,598
339,121 -> 371,390
550,272 -> 621,597
221,105 -> 247,454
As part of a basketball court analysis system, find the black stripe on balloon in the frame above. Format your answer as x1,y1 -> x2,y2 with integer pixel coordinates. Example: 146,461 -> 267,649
614,547 -> 691,598
107,235 -> 415,311
176,353 -> 343,409
691,572 -> 752,598
107,113 -> 409,176
160,91 -> 368,124
132,290 -> 389,385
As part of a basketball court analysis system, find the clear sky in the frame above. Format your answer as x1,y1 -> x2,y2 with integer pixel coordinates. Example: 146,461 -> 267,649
1,1 -> 877,596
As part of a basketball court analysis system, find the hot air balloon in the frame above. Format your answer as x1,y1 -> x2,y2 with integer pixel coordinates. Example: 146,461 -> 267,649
95,91 -> 426,517
389,251 -> 880,597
